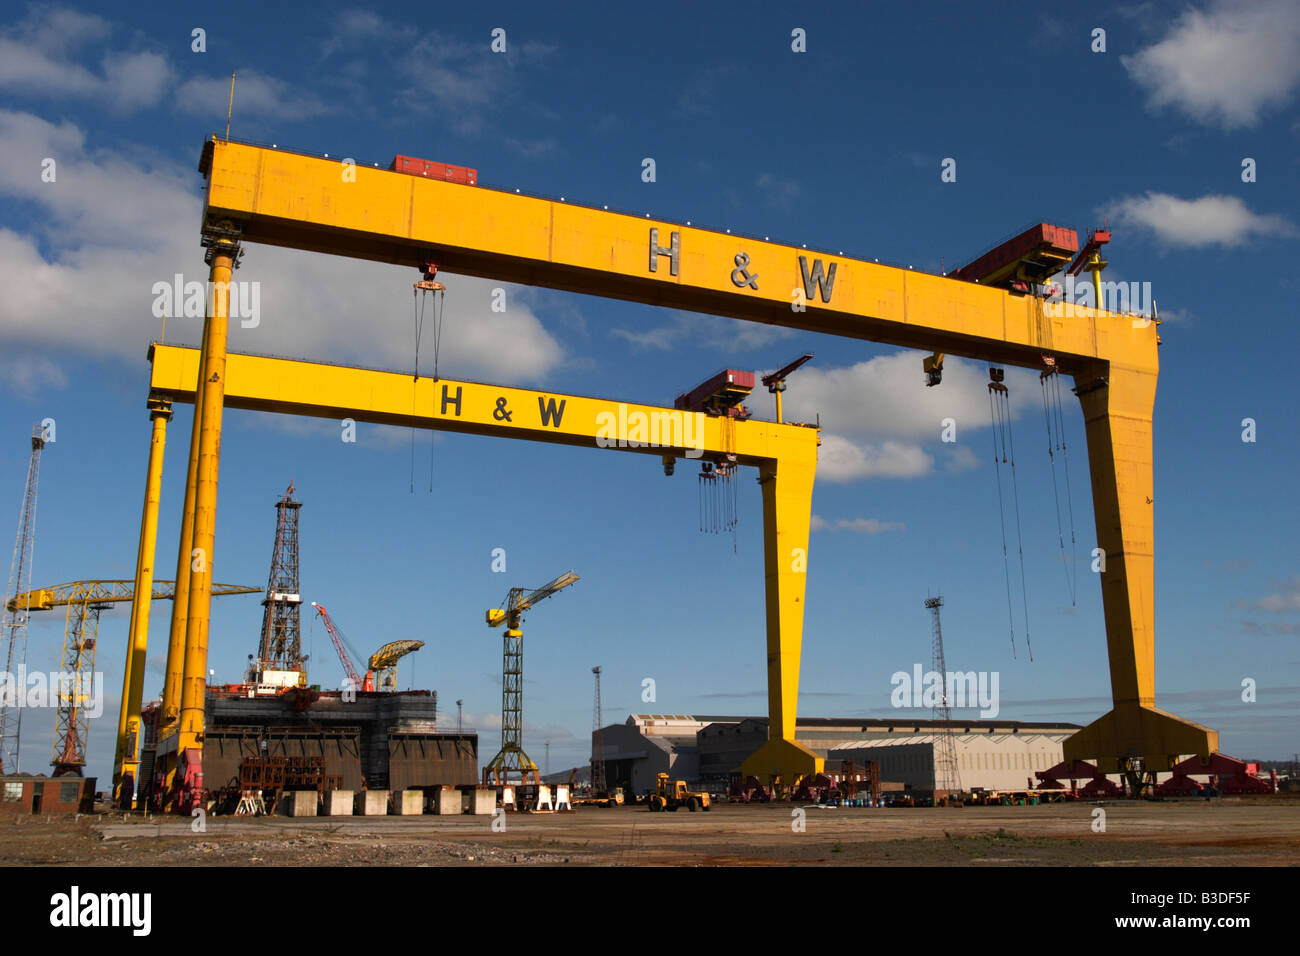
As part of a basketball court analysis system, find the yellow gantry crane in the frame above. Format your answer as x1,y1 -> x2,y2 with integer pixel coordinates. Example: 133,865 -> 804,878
483,570 -> 579,787
122,136 -> 1211,808
6,579 -> 259,782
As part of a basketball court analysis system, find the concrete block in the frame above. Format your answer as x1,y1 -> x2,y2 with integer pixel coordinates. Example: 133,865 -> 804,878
554,784 -> 572,811
535,784 -> 553,811
393,789 -> 424,815
283,790 -> 317,817
357,790 -> 389,816
322,790 -> 354,816
501,786 -> 516,811
465,786 -> 496,815
431,786 -> 461,815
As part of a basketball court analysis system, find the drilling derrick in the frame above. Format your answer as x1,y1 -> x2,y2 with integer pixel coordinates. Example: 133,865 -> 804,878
0,425 -> 47,775
255,482 -> 303,681
925,595 -> 962,797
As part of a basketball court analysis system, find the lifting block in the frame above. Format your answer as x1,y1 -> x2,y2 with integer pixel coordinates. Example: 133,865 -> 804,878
357,790 -> 389,816
282,790 -> 317,817
432,787 -> 461,815
393,789 -> 423,815
322,790 -> 353,816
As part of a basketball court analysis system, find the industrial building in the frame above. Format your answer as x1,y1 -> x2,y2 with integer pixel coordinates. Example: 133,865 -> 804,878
0,774 -> 96,816
596,714 -> 1082,794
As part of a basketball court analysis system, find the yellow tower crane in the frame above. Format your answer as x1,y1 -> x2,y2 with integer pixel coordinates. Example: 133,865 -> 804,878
483,570 -> 579,787
6,579 -> 259,787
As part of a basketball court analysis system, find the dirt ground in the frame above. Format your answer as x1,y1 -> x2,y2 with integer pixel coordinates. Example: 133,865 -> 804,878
1,796 -> 1296,866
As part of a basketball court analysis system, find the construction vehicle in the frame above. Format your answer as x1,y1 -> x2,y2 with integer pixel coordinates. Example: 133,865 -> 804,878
647,772 -> 711,812
573,788 -> 626,808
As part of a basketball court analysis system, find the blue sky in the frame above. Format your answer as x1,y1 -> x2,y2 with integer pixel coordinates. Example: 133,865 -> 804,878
1,1 -> 1298,782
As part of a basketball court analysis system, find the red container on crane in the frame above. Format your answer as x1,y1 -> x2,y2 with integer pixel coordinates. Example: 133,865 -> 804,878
388,154 -> 477,185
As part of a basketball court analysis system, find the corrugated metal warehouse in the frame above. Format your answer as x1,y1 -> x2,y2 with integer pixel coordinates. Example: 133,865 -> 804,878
596,714 -> 1082,794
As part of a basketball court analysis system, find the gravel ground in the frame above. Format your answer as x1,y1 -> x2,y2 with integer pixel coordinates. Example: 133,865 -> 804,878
1,796 -> 1296,866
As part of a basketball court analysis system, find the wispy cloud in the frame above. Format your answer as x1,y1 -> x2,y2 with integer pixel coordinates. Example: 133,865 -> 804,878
176,69 -> 331,121
0,7 -> 171,110
673,64 -> 741,119
811,515 -> 905,534
1234,576 -> 1300,612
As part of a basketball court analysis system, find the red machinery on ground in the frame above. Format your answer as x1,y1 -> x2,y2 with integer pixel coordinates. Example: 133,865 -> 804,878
791,772 -> 835,803
1154,753 -> 1276,796
728,772 -> 772,803
1035,759 -> 1122,798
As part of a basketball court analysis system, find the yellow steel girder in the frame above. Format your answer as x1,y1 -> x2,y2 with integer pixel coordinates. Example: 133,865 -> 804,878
189,137 -> 1213,775
149,343 -> 824,782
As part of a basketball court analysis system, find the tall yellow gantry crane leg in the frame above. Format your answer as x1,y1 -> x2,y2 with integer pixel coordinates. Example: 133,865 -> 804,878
113,394 -> 171,806
143,344 -> 824,795
139,137 -> 1214,804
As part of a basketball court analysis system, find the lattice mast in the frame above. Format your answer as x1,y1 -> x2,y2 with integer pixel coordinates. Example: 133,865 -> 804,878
257,481 -> 303,672
483,570 -> 579,786
0,425 -> 47,774
591,665 -> 606,793
52,599 -> 106,775
926,595 -> 962,795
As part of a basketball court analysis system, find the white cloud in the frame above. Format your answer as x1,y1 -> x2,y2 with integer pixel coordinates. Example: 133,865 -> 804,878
0,110 -> 566,385
779,352 -> 1034,484
816,434 -> 932,482
811,515 -> 905,533
782,351 -> 1005,439
101,51 -> 171,110
0,8 -> 171,109
1104,192 -> 1296,247
1122,0 -> 1300,128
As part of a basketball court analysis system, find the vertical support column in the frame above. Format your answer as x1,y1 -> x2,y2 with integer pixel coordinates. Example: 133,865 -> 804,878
741,453 -> 822,786
1064,364 -> 1217,772
174,228 -> 240,809
113,393 -> 171,809
160,352 -> 206,732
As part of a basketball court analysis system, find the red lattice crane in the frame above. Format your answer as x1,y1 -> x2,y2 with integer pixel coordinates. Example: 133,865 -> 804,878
310,601 -> 374,693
